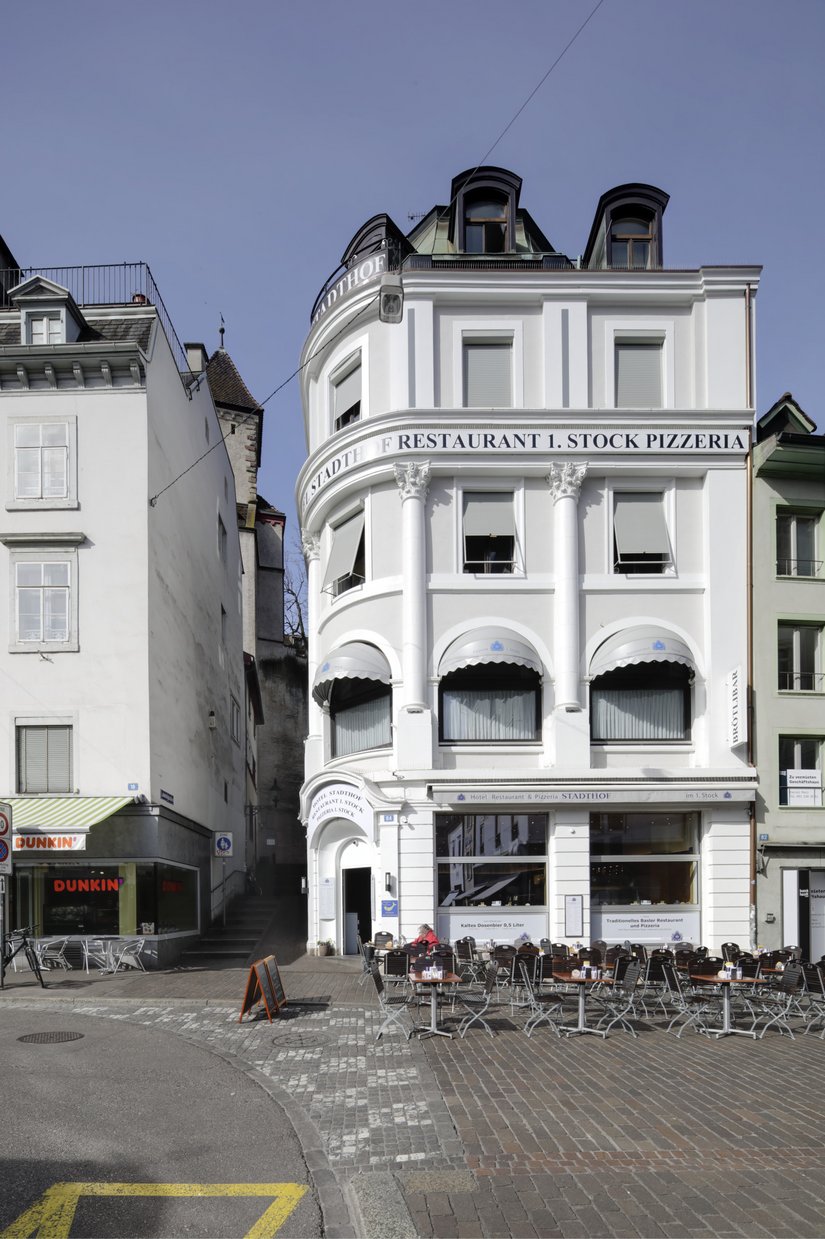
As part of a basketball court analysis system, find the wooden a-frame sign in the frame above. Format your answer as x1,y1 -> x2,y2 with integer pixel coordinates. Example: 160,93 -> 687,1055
239,955 -> 286,1023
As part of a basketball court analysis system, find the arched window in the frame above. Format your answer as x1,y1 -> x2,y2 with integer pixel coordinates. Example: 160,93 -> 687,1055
590,662 -> 691,742
329,678 -> 391,757
440,664 -> 541,743
463,195 -> 509,254
610,215 -> 654,269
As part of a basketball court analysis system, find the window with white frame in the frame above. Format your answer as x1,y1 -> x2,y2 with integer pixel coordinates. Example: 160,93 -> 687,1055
329,679 -> 391,757
590,663 -> 691,743
590,812 -> 699,906
322,511 -> 365,596
25,313 -> 63,345
14,560 -> 70,646
776,509 -> 821,577
612,491 -> 672,574
331,354 -> 361,431
615,340 -> 663,407
8,418 -> 77,510
16,723 -> 73,793
778,623 -> 823,692
440,665 -> 541,743
779,736 -> 824,808
463,339 -> 512,408
463,491 -> 516,574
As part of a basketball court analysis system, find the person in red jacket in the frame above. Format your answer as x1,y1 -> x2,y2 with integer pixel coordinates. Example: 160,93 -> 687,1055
412,923 -> 439,947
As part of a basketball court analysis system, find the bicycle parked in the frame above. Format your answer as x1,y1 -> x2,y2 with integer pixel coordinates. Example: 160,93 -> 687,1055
1,924 -> 46,988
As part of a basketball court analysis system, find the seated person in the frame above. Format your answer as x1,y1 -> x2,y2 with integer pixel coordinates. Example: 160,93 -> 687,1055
411,923 -> 439,947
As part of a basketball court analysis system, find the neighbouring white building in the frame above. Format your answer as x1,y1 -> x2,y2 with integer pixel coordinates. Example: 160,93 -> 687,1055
0,254 -> 246,965
297,168 -> 759,954
751,394 -> 825,957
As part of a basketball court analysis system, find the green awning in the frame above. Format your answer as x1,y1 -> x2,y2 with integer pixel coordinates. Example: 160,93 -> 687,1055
7,795 -> 134,833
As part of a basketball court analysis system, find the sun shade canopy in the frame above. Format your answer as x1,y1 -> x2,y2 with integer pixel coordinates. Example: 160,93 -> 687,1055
439,630 -> 542,677
312,642 -> 392,705
8,795 -> 134,833
321,512 -> 364,589
463,493 -> 515,537
590,626 -> 696,679
613,493 -> 670,561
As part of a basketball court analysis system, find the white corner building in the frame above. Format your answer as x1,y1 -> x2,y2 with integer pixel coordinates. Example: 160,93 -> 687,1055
297,168 -> 759,954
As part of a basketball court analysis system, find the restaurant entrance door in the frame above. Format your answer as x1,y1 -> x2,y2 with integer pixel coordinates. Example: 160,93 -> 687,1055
343,866 -> 371,954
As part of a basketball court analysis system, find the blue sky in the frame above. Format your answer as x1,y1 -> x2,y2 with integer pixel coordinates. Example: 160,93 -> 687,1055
4,1 -> 823,531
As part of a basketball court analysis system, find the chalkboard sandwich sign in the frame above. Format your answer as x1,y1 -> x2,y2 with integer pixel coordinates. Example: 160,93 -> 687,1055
239,954 -> 287,1023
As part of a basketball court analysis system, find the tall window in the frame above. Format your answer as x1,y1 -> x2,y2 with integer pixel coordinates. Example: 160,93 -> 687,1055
25,313 -> 63,345
16,561 -> 70,644
610,216 -> 654,269
615,341 -> 662,407
440,665 -> 540,743
330,680 -> 391,757
778,623 -> 822,692
463,492 -> 515,573
463,196 -> 509,253
230,696 -> 241,744
17,724 -> 73,793
436,813 -> 547,908
463,340 -> 512,408
590,663 -> 691,742
612,492 -> 671,574
779,737 -> 823,807
14,424 -> 68,500
332,356 -> 361,430
590,812 -> 699,906
322,512 -> 365,597
776,510 -> 820,577
217,514 -> 227,563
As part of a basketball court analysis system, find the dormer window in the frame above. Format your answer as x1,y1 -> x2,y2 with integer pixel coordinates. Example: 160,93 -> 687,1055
464,196 -> 509,254
26,313 -> 64,345
610,216 -> 654,269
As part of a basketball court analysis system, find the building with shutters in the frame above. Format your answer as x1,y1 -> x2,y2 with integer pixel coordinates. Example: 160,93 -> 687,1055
297,167 -> 759,954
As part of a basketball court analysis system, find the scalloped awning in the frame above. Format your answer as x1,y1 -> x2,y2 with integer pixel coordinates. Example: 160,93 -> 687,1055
590,627 -> 696,679
312,642 -> 392,705
439,630 -> 542,677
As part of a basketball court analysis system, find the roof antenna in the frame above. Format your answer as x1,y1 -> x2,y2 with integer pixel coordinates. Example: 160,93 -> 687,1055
219,313 -> 225,348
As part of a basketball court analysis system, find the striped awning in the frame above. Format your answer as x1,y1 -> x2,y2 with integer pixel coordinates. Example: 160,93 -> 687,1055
7,795 -> 135,833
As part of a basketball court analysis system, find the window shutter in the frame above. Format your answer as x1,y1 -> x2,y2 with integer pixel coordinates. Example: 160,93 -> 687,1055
463,493 -> 515,537
334,364 -> 361,420
322,512 -> 365,589
613,493 -> 670,558
463,342 -> 512,408
47,726 -> 72,791
615,342 -> 662,407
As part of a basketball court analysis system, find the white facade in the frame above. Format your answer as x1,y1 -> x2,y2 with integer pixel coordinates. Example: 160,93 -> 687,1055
0,268 -> 246,963
297,171 -> 759,954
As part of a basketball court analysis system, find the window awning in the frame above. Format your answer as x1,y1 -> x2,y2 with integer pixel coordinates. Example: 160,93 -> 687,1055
439,630 -> 542,677
321,512 -> 364,589
613,493 -> 670,557
590,626 -> 696,679
7,795 -> 135,834
312,642 -> 392,705
463,493 -> 514,537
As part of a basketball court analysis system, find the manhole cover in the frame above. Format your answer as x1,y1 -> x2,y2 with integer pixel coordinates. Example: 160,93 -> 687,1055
17,1031 -> 85,1044
271,1029 -> 330,1048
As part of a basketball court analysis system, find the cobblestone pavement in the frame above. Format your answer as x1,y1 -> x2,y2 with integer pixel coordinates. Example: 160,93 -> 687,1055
4,968 -> 825,1238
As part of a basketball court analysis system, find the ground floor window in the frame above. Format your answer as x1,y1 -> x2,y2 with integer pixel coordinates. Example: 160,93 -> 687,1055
12,861 -> 199,936
436,813 -> 547,907
590,811 -> 699,906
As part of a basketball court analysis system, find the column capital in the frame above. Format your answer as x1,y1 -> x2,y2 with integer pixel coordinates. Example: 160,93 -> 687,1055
547,461 -> 587,503
301,529 -> 320,561
394,460 -> 431,501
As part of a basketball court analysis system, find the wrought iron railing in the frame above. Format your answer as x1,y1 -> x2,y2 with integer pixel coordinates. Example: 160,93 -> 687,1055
0,263 -> 195,383
778,671 -> 825,692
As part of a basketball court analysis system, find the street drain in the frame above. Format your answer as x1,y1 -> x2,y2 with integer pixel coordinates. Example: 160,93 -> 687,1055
18,1031 -> 85,1044
271,1030 -> 330,1048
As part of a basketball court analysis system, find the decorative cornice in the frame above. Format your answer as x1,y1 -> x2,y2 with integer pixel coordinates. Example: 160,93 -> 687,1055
547,461 -> 587,503
301,530 -> 320,561
394,460 -> 431,501
0,531 -> 85,547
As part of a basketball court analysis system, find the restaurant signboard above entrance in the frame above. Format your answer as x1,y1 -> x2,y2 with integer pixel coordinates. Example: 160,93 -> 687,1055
433,787 -> 755,806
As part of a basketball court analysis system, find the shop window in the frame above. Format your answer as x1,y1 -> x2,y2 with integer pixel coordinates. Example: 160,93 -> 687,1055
615,340 -> 662,407
778,623 -> 823,692
776,510 -> 820,577
613,491 -> 672,574
436,813 -> 547,908
322,511 -> 365,596
329,679 -> 391,758
589,812 -> 699,907
590,663 -> 691,742
463,491 -> 516,573
463,339 -> 512,408
332,354 -> 361,431
779,736 -> 824,807
609,216 -> 654,269
19,861 -> 198,937
16,724 -> 73,793
440,665 -> 540,743
11,421 -> 74,505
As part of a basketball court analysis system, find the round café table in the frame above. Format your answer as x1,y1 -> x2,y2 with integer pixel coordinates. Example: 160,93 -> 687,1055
690,974 -> 766,1038
409,970 -> 461,1039
554,973 -> 612,1038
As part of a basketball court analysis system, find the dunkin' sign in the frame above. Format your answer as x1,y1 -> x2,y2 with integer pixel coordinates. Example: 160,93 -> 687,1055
14,833 -> 86,852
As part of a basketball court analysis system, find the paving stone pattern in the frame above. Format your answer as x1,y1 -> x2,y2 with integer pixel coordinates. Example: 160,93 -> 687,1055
4,966 -> 825,1238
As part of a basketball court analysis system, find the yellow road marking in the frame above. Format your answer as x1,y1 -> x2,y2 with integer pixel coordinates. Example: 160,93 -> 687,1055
1,1182 -> 308,1239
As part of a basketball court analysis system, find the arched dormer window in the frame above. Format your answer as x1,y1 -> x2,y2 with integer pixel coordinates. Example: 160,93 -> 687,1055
609,215 -> 654,270
450,166 -> 521,255
463,194 -> 509,254
582,184 -> 669,271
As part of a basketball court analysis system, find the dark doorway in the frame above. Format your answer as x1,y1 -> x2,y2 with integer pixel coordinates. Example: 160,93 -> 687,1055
343,867 -> 372,954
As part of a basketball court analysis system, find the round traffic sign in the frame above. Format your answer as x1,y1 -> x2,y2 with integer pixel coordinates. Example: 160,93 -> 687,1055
0,839 -> 9,863
0,811 -> 9,838
216,835 -> 232,852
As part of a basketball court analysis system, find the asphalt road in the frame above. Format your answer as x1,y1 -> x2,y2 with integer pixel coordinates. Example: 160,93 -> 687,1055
0,1007 -> 322,1238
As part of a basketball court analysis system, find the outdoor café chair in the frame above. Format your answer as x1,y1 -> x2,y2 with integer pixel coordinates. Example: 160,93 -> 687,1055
82,938 -> 114,973
455,965 -> 499,1039
36,936 -> 72,971
595,959 -> 642,1036
518,959 -> 563,1038
373,930 -> 394,949
662,962 -> 723,1037
510,950 -> 540,1014
111,938 -> 146,972
383,948 -> 411,992
803,964 -> 825,1037
454,937 -> 485,982
746,962 -> 804,1039
721,942 -> 742,962
371,965 -> 413,1041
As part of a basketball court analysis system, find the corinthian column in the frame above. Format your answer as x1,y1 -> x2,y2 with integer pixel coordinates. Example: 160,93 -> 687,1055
547,463 -> 587,711
394,461 -> 431,707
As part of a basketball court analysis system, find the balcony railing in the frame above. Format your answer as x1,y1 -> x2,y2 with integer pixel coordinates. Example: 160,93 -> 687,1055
776,558 -> 823,577
778,671 -> 825,692
1,263 -> 195,384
